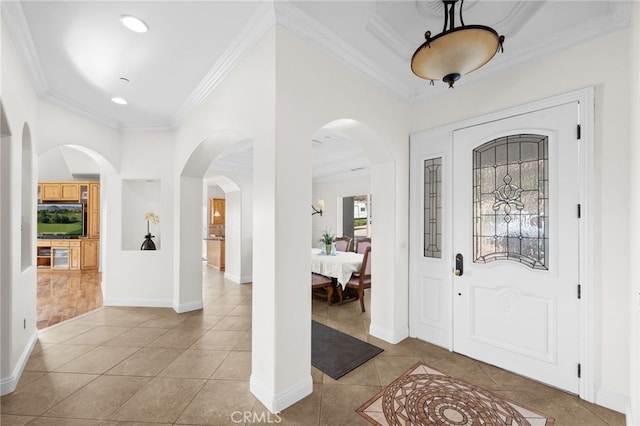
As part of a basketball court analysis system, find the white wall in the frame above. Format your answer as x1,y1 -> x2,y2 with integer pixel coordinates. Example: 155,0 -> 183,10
409,23 -> 632,414
38,146 -> 100,181
38,148 -> 75,181
0,24 -> 39,395
171,22 -> 411,411
627,2 -> 640,423
207,185 -> 225,199
103,131 -> 175,307
272,27 -> 411,349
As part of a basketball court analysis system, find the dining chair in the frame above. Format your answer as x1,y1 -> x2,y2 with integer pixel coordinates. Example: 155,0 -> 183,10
345,246 -> 371,312
334,236 -> 352,252
355,237 -> 371,253
311,272 -> 334,304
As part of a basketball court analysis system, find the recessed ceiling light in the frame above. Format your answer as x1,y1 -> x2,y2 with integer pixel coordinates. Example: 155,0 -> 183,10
120,14 -> 148,33
111,97 -> 128,105
120,77 -> 130,83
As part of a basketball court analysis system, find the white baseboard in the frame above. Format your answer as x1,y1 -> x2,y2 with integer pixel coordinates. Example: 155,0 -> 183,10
369,323 -> 409,344
103,298 -> 173,308
249,374 -> 313,413
1,329 -> 38,395
173,300 -> 203,313
625,399 -> 636,426
595,388 -> 628,415
224,272 -> 252,284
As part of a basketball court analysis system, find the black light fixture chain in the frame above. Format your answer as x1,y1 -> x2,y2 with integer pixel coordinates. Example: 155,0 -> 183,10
442,1 -> 449,32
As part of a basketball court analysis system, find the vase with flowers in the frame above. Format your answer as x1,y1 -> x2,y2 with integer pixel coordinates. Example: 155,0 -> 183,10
141,212 -> 159,250
320,228 -> 334,255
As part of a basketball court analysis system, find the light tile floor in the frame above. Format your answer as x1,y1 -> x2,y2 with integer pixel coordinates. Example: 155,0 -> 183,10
1,267 -> 626,425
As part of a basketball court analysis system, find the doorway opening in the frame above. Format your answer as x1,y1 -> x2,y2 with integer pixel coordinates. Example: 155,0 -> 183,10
339,194 -> 371,251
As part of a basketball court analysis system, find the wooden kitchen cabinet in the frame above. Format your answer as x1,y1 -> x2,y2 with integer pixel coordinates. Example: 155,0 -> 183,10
206,238 -> 225,270
37,240 -> 81,270
37,180 -> 100,271
81,239 -> 99,270
41,182 -> 80,201
210,198 -> 225,225
69,241 -> 81,270
88,183 -> 100,238
37,239 -> 98,271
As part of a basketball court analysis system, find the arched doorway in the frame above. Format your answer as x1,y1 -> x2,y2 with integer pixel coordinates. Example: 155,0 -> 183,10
35,145 -> 116,328
309,118 -> 397,337
176,132 -> 254,312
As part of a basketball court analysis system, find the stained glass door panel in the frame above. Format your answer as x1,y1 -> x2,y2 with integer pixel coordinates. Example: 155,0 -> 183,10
452,103 -> 580,394
473,134 -> 548,269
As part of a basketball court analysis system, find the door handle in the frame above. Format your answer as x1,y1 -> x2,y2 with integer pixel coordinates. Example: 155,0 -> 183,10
455,253 -> 463,276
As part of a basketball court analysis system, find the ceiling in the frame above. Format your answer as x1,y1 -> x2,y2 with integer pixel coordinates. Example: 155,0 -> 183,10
2,1 -> 629,182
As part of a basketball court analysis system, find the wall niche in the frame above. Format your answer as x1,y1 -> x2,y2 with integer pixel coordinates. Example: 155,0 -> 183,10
122,179 -> 161,251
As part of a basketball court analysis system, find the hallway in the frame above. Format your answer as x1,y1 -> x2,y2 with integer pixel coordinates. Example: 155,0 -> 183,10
1,266 -> 625,425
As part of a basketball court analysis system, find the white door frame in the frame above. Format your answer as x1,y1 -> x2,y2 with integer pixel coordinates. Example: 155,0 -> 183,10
409,87 -> 595,402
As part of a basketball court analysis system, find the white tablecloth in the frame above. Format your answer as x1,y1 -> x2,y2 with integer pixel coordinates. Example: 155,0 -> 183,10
311,248 -> 363,288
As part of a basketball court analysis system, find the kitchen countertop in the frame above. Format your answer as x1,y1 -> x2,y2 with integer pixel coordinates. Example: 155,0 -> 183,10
203,237 -> 225,241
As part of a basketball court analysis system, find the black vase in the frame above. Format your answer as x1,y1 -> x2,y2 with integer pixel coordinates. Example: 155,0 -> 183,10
141,234 -> 156,250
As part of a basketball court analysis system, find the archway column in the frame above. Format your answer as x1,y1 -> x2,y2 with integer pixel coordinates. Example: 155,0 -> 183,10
174,175 -> 205,313
250,127 -> 313,412
368,161 -> 409,343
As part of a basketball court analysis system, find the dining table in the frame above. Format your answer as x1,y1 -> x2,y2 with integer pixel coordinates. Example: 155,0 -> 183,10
311,248 -> 363,304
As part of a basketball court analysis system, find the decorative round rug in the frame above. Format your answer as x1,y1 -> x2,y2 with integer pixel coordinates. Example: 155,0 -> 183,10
356,362 -> 554,425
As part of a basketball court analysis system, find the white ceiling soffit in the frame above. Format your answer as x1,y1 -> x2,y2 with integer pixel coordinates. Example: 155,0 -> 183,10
207,128 -> 371,183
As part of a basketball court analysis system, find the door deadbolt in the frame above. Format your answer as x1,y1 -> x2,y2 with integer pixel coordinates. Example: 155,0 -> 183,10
455,253 -> 463,276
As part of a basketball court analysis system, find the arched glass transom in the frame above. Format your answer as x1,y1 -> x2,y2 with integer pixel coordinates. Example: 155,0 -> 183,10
473,134 -> 548,269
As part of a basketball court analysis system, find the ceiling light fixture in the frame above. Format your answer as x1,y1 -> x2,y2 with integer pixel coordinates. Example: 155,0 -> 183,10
111,97 -> 128,105
120,14 -> 149,33
411,0 -> 504,88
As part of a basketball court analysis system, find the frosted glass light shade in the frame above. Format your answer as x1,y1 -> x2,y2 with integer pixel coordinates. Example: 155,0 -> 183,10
411,26 -> 502,86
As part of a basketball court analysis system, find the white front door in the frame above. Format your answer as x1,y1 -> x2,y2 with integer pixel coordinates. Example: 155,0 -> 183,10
452,102 -> 580,393
410,100 -> 582,394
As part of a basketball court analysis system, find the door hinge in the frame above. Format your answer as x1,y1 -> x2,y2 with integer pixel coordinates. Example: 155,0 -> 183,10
578,363 -> 582,378
577,204 -> 581,218
577,124 -> 581,140
577,284 -> 581,299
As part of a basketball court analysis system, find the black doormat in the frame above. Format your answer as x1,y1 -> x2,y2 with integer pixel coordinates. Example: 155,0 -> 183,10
311,320 -> 383,380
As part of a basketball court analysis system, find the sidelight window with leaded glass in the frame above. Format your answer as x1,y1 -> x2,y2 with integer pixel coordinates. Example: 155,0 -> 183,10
423,157 -> 442,258
473,134 -> 548,269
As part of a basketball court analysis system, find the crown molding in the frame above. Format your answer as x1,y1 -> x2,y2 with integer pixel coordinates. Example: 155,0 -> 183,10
44,90 -> 172,132
42,90 -> 119,129
170,2 -> 276,128
274,1 -> 414,101
365,8 -> 414,62
1,1 -> 49,96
